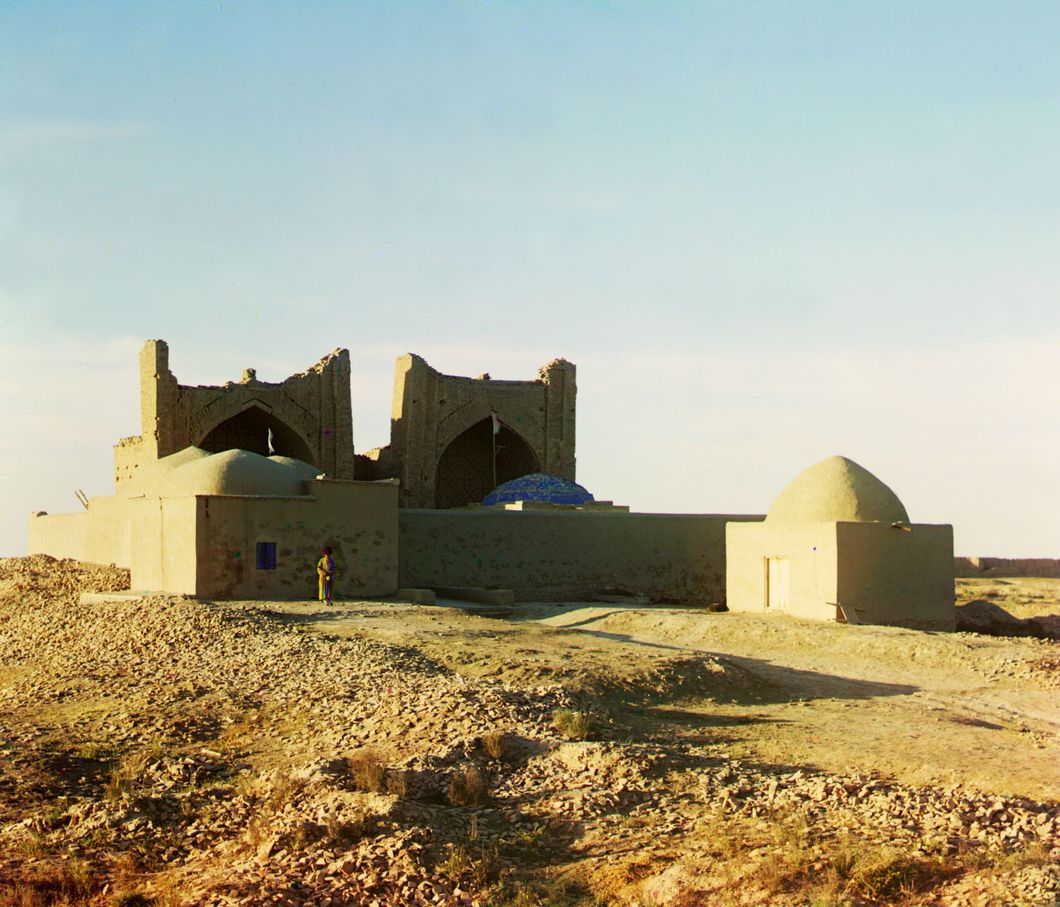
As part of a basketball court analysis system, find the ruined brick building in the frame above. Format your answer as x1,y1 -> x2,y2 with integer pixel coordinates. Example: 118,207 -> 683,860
29,340 -> 954,628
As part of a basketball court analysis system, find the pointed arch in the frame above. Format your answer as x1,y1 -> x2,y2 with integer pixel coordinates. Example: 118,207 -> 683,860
434,417 -> 539,508
198,405 -> 316,464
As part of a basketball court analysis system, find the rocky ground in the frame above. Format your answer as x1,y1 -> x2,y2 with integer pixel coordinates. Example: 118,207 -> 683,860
0,557 -> 1057,906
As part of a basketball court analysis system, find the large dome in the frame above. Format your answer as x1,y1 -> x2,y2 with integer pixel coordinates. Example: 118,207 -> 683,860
119,446 -> 212,496
484,472 -> 595,506
766,456 -> 909,523
161,449 -> 314,497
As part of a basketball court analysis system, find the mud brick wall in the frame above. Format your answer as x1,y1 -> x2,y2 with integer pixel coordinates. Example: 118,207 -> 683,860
398,509 -> 763,604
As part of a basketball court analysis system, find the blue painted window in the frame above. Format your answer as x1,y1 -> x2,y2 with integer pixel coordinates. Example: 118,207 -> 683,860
256,542 -> 277,570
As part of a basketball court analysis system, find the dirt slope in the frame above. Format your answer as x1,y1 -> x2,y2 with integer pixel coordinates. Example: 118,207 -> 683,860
0,557 -> 1056,906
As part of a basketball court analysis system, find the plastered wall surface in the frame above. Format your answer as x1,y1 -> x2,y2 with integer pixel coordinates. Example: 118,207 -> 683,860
399,510 -> 763,603
28,496 -> 135,568
726,521 -> 954,629
376,354 -> 577,508
193,480 -> 398,600
114,340 -> 355,491
83,496 -> 133,567
726,522 -> 840,620
837,522 -> 954,630
28,511 -> 91,563
129,497 -> 199,594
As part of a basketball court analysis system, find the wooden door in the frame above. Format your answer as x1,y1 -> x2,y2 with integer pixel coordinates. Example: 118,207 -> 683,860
766,557 -> 789,610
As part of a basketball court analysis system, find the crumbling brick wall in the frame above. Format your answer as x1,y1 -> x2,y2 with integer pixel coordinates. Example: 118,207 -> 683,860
363,353 -> 576,508
113,340 -> 355,491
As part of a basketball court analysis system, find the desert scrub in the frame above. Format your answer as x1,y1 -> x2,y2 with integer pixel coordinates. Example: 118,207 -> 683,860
489,875 -> 604,907
104,766 -> 133,804
552,709 -> 594,741
448,765 -> 489,807
385,768 -> 408,798
844,848 -> 947,899
437,841 -> 501,888
326,808 -> 372,845
76,740 -> 115,761
347,750 -> 386,793
504,821 -> 552,863
244,813 -> 271,851
265,769 -> 305,812
481,729 -> 508,761
14,832 -> 47,859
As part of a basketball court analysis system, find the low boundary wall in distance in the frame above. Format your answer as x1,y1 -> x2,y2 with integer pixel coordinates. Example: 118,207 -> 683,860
399,510 -> 764,604
955,557 -> 1060,578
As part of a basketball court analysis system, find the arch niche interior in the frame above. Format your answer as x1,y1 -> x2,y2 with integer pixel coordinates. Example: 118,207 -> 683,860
434,417 -> 539,509
199,406 -> 316,464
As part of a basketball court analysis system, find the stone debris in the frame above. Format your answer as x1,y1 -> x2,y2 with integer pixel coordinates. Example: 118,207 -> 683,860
0,555 -> 1057,906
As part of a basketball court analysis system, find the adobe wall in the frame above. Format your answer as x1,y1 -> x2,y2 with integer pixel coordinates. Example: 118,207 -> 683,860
376,354 -> 576,508
398,510 -> 763,603
954,557 -> 1060,578
837,522 -> 954,630
28,496 -> 135,567
28,511 -> 91,563
193,480 -> 399,599
84,496 -> 134,566
725,522 -> 840,620
128,497 -> 199,594
114,340 -> 355,491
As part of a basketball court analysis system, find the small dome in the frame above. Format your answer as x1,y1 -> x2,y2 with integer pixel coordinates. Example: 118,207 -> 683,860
158,446 -> 212,470
120,446 -> 212,496
162,449 -> 312,497
766,456 -> 909,523
268,455 -> 321,481
484,473 -> 595,506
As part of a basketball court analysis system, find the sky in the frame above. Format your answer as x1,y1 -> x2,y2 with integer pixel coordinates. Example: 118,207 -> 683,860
0,1 -> 1057,558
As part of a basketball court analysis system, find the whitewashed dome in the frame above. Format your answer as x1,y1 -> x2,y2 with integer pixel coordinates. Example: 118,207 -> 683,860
162,449 -> 313,497
766,456 -> 909,523
268,455 -> 321,482
120,446 -> 212,496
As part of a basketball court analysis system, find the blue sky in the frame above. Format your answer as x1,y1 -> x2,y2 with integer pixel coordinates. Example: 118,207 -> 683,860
1,1 -> 1057,557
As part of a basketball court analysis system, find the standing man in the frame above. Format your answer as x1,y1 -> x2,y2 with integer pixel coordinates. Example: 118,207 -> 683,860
317,546 -> 336,605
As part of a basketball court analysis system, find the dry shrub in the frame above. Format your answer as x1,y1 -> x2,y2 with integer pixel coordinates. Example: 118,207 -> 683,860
244,813 -> 271,851
506,821 -> 551,862
552,709 -> 594,741
347,751 -> 386,793
233,771 -> 258,798
447,765 -> 488,807
326,809 -> 371,846
289,820 -> 324,849
977,840 -> 1051,872
140,874 -> 184,907
266,769 -> 304,811
437,843 -> 474,881
436,841 -> 501,888
845,848 -> 944,900
219,709 -> 264,753
385,769 -> 408,798
14,833 -> 46,860
76,741 -> 114,761
111,851 -> 142,886
488,874 -> 601,907
481,730 -> 507,761
104,768 -> 132,805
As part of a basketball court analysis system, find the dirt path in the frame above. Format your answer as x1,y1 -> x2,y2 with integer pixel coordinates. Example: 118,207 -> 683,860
309,593 -> 1058,800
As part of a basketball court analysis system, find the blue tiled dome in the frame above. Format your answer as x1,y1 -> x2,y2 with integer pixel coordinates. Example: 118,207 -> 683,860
484,473 -> 595,506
